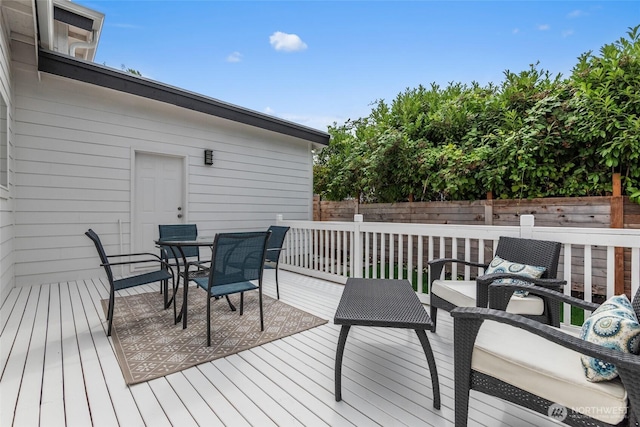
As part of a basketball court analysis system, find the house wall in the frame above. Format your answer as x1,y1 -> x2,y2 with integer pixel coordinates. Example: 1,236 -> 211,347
12,53 -> 315,287
0,14 -> 15,304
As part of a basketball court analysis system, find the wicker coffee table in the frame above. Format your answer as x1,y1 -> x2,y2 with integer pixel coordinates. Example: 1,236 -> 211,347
334,278 -> 441,409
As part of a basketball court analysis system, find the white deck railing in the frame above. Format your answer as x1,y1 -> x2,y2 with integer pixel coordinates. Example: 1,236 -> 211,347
276,215 -> 640,325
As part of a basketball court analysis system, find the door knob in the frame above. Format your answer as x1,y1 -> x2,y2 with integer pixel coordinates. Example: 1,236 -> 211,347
177,214 -> 183,218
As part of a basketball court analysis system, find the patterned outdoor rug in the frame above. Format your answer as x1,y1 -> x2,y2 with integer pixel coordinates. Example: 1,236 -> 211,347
102,289 -> 327,385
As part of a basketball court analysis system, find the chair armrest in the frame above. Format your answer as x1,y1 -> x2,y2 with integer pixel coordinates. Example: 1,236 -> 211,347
101,258 -> 175,277
186,259 -> 211,273
488,282 -> 600,312
102,258 -> 169,268
451,306 -> 640,371
476,273 -> 565,308
266,247 -> 282,256
107,252 -> 166,261
428,258 -> 489,284
477,273 -> 565,288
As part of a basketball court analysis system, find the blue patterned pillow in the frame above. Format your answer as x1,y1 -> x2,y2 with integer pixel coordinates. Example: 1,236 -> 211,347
484,256 -> 546,297
580,295 -> 640,382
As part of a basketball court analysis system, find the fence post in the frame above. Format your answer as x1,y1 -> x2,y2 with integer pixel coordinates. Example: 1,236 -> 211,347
313,195 -> 319,221
611,173 -> 625,295
485,191 -> 494,225
520,215 -> 535,239
353,214 -> 364,278
276,214 -> 283,224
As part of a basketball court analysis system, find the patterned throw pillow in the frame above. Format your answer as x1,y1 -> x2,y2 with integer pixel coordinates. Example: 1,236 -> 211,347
484,255 -> 546,297
580,295 -> 640,382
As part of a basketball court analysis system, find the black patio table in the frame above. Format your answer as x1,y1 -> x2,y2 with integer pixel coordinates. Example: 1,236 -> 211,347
333,278 -> 441,409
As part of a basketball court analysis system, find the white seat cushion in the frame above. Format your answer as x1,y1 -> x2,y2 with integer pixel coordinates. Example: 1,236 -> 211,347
473,320 -> 627,424
431,279 -> 544,315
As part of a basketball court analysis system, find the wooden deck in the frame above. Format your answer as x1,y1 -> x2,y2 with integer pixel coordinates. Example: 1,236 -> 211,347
1,271 -> 560,426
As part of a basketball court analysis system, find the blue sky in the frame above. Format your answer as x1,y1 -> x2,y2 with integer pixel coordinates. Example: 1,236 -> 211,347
76,1 -> 639,132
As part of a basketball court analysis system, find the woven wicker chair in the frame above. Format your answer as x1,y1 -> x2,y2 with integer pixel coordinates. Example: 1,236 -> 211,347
428,236 -> 564,332
451,284 -> 640,427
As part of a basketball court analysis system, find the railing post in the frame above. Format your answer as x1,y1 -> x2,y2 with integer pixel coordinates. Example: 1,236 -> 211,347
353,214 -> 364,278
276,214 -> 283,224
519,215 -> 535,239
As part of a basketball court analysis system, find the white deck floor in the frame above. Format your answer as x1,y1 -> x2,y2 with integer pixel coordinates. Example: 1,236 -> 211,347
0,271 -> 560,427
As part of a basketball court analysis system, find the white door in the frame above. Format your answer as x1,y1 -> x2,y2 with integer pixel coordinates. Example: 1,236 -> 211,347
134,153 -> 184,256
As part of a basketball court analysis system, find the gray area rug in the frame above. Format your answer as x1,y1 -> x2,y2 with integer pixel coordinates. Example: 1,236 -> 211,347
102,288 -> 327,385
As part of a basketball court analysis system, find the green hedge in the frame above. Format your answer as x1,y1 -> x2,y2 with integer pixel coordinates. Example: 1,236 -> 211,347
314,26 -> 640,204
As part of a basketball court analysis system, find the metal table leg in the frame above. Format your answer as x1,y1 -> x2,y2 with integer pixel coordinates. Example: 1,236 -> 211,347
416,329 -> 441,409
334,325 -> 351,401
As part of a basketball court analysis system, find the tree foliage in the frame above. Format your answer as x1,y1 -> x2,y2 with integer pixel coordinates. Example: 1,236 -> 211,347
314,26 -> 640,203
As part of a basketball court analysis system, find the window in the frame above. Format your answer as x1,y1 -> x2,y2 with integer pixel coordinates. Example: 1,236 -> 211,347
0,93 -> 7,189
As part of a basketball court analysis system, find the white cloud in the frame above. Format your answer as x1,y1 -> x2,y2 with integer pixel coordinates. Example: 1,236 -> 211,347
512,28 -> 520,34
562,29 -> 574,38
264,107 -> 276,115
568,10 -> 586,18
538,24 -> 550,31
269,31 -> 308,52
226,51 -> 242,63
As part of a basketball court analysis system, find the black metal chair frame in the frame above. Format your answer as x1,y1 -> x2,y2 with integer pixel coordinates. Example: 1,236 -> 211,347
428,236 -> 565,332
452,284 -> 640,427
85,229 -> 175,336
265,225 -> 290,299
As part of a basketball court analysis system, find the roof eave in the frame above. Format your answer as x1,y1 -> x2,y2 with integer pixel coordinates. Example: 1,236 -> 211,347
37,49 -> 330,146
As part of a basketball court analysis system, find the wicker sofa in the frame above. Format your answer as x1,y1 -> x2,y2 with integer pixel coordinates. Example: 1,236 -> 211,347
451,284 -> 640,426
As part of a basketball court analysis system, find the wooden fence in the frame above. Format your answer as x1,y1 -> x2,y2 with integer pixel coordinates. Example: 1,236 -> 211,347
312,194 -> 640,297
314,195 -> 639,228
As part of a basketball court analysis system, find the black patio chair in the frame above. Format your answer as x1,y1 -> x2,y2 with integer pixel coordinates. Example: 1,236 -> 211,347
158,224 -> 210,271
158,224 -> 210,305
159,224 -> 237,313
451,285 -> 640,426
85,229 -> 175,336
428,236 -> 564,332
264,225 -> 290,299
191,231 -> 271,346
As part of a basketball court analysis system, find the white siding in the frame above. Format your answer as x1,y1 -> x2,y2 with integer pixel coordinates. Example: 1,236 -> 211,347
0,11 -> 15,304
13,62 -> 315,287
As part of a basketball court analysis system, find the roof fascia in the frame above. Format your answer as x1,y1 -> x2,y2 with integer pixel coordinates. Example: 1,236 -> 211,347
38,49 -> 330,146
53,6 -> 94,31
52,0 -> 104,61
52,0 -> 104,29
35,0 -> 54,52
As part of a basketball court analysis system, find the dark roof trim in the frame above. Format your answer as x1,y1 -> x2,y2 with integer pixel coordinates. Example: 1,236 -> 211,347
37,49 -> 330,145
53,6 -> 94,31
